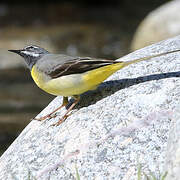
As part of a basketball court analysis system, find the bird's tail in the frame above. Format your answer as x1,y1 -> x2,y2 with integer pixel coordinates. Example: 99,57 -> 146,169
119,49 -> 180,68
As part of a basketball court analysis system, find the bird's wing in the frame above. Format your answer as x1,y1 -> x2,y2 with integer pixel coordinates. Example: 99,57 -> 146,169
38,54 -> 119,79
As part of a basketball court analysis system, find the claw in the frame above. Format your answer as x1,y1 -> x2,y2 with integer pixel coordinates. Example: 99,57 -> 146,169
50,117 -> 67,126
33,97 -> 68,122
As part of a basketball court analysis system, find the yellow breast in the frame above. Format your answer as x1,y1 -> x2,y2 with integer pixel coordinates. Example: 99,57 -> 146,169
31,65 -> 92,96
31,62 -> 125,97
31,65 -> 48,89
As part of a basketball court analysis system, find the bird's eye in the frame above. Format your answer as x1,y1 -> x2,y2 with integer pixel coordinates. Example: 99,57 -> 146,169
29,47 -> 33,51
24,46 -> 32,50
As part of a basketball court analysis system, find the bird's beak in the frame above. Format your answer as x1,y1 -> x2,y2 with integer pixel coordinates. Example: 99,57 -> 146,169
8,49 -> 22,54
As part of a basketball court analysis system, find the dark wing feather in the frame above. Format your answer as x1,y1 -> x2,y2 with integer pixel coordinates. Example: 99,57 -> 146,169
47,56 -> 119,79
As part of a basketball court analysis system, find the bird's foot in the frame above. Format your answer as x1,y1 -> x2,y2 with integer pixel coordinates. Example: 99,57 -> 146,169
50,112 -> 73,126
34,113 -> 56,121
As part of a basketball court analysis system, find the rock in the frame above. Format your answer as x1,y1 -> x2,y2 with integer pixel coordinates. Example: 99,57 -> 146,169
131,0 -> 180,51
164,106 -> 180,180
0,36 -> 180,179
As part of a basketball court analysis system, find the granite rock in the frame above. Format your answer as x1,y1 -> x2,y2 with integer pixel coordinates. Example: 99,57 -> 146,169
165,106 -> 180,180
0,36 -> 180,179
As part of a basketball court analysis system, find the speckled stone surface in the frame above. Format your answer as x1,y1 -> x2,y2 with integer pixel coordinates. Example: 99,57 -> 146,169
0,36 -> 180,179
165,106 -> 180,180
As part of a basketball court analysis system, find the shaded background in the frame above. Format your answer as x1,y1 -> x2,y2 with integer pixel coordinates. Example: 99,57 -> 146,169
0,0 -> 171,154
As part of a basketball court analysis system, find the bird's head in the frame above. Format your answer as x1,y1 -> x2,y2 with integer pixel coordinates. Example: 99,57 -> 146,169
9,45 -> 49,69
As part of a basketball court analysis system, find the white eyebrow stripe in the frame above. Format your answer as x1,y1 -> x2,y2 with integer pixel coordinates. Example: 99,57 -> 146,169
24,45 -> 39,50
23,51 -> 40,57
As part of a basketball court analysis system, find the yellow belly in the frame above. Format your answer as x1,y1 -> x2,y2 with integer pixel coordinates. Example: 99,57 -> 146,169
31,62 -> 125,97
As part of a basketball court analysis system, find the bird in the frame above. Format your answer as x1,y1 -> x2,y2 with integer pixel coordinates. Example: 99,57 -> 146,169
8,45 -> 180,126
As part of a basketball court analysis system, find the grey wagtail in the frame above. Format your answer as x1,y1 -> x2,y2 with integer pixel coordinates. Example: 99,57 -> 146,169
8,45 -> 180,126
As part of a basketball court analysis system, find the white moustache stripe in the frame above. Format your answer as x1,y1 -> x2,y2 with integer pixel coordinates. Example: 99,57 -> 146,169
23,51 -> 40,57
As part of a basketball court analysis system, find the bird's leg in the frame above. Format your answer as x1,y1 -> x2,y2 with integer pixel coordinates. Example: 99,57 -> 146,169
52,95 -> 80,126
35,96 -> 68,121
